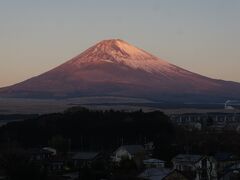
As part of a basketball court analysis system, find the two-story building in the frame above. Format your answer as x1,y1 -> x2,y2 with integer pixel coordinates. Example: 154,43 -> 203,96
172,154 -> 217,180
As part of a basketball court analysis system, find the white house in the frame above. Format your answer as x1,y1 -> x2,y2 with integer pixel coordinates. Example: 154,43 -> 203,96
42,147 -> 57,156
112,145 -> 145,162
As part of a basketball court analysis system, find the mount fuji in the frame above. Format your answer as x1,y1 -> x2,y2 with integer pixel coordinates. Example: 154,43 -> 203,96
1,39 -> 240,103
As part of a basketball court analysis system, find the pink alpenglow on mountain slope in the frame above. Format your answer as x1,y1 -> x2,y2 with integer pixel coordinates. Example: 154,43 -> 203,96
1,39 -> 240,102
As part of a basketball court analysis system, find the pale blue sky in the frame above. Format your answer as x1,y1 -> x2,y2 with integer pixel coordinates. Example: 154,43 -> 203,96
0,0 -> 240,87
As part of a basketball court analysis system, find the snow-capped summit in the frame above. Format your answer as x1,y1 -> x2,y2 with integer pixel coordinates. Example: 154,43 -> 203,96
1,39 -> 240,102
67,39 -> 170,74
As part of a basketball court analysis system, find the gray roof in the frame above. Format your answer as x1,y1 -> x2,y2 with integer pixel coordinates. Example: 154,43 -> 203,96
172,154 -> 203,163
144,158 -> 165,164
139,168 -> 171,180
117,145 -> 145,155
72,152 -> 99,160
214,153 -> 236,161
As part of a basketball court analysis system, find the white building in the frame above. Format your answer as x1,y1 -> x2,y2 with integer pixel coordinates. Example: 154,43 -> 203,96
42,147 -> 57,156
112,145 -> 145,162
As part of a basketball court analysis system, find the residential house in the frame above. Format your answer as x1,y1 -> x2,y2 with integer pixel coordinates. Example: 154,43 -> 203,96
112,145 -> 145,163
172,154 -> 217,180
162,170 -> 190,180
71,152 -> 101,168
139,169 -> 190,180
29,148 -> 54,161
144,142 -> 155,152
214,153 -> 240,174
224,123 -> 240,133
139,168 -> 171,180
219,163 -> 240,180
143,158 -> 165,169
46,158 -> 65,172
112,145 -> 146,169
42,147 -> 57,156
61,172 -> 79,180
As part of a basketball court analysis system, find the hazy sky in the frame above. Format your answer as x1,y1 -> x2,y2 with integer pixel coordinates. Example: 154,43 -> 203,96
0,0 -> 240,87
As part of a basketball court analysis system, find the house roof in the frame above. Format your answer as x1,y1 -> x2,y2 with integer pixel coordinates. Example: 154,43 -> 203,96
162,169 -> 190,180
139,168 -> 171,180
117,145 -> 145,155
172,154 -> 203,164
42,147 -> 57,155
28,148 -> 53,155
219,163 -> 240,178
214,152 -> 237,161
62,172 -> 79,179
143,158 -> 165,164
72,152 -> 99,160
228,163 -> 240,170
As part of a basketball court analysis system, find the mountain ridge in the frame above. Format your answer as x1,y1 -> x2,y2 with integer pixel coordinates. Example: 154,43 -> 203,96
1,39 -> 240,103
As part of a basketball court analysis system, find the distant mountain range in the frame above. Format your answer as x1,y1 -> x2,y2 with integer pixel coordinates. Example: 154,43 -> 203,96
1,39 -> 240,103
